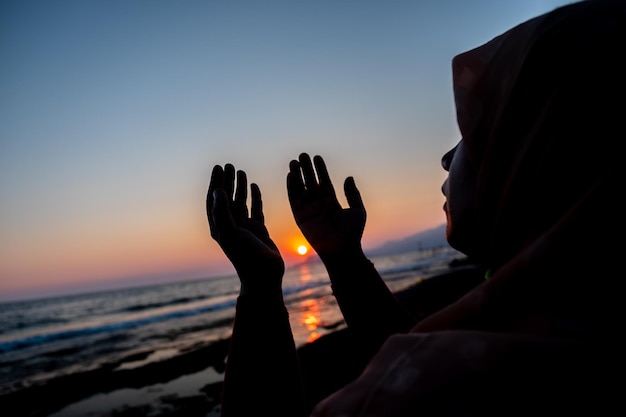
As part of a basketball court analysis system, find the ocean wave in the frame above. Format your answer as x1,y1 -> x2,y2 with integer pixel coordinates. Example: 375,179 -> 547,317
0,280 -> 336,354
121,294 -> 210,313
0,297 -> 238,354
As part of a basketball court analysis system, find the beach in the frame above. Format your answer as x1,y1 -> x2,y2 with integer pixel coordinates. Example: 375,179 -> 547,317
0,247 -> 480,417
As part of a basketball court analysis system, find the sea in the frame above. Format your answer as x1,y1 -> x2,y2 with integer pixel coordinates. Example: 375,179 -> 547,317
0,246 -> 463,416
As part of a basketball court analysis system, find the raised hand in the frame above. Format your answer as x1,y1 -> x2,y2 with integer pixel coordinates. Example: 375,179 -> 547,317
287,153 -> 366,259
207,164 -> 284,293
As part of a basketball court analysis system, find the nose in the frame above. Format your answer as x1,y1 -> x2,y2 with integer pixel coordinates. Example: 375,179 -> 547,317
441,143 -> 458,171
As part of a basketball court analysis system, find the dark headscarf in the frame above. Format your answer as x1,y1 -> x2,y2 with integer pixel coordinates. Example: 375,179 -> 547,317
414,0 -> 626,333
453,0 -> 625,271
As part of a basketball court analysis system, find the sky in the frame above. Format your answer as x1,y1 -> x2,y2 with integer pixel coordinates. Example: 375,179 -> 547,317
0,0 -> 576,302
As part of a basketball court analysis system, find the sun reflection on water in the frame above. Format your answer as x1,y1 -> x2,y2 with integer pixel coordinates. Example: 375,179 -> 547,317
296,263 -> 323,343
300,299 -> 322,343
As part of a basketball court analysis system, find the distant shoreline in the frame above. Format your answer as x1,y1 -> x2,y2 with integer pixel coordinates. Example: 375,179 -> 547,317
0,225 -> 451,305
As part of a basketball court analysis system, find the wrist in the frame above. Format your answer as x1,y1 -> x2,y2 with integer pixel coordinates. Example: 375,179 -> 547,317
236,290 -> 288,315
239,285 -> 284,299
235,266 -> 284,298
319,247 -> 370,273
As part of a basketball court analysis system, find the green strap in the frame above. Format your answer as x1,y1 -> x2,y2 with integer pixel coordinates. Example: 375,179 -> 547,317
484,268 -> 494,280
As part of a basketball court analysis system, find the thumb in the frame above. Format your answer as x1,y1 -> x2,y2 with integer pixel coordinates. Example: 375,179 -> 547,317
344,177 -> 365,214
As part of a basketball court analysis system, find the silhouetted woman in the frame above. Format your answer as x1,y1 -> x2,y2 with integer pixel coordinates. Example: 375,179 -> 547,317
208,0 -> 624,415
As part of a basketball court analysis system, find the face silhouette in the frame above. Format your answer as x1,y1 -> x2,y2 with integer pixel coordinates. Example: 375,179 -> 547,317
441,140 -> 481,259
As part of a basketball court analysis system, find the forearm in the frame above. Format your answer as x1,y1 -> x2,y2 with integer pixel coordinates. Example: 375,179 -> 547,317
221,291 -> 307,417
320,249 -> 416,347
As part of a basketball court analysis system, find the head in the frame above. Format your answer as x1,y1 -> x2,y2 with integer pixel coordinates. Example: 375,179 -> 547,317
442,0 -> 625,270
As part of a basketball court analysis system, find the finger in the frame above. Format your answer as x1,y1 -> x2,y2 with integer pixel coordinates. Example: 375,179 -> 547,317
289,158 -> 302,177
223,163 -> 236,201
313,155 -> 337,198
250,183 -> 264,224
299,153 -> 318,192
287,159 -> 305,207
207,165 -> 225,236
234,170 -> 249,218
208,165 -> 224,205
212,188 -> 237,242
344,176 -> 366,215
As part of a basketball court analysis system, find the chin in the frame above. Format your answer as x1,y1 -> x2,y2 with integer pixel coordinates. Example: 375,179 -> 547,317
444,221 -> 453,243
445,222 -> 474,259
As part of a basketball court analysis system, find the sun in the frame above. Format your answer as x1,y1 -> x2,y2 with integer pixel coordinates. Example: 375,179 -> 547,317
297,245 -> 308,255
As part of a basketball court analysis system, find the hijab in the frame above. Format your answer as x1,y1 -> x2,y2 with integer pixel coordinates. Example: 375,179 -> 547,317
416,0 -> 625,333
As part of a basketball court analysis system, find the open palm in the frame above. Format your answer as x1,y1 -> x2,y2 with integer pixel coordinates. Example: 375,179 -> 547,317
207,164 -> 284,291
287,153 -> 366,258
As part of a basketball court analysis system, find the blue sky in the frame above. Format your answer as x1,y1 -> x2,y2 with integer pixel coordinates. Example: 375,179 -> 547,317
0,0 -> 576,301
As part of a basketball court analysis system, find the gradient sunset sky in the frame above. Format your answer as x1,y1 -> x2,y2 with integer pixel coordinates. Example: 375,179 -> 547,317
1,0 -> 575,302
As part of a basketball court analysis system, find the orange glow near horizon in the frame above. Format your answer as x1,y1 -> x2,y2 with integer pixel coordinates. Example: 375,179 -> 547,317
280,233 -> 314,264
290,239 -> 310,255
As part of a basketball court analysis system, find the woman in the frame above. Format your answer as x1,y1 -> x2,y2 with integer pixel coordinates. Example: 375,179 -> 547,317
208,0 -> 624,415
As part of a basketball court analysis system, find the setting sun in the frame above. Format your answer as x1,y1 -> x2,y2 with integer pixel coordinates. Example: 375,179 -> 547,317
297,245 -> 308,255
